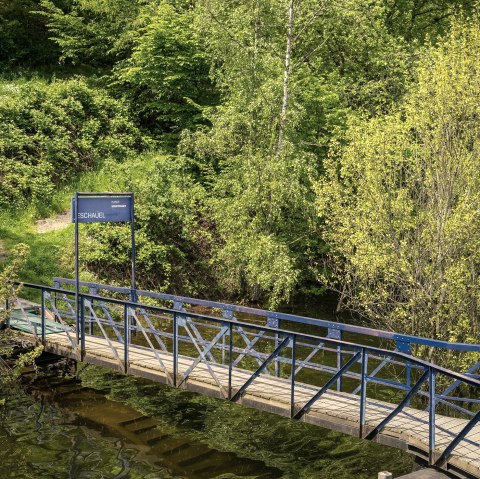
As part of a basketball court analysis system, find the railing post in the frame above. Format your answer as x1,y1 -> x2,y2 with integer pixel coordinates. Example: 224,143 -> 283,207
41,288 -> 46,344
80,296 -> 85,360
267,315 -> 280,377
429,368 -> 436,465
5,297 -> 9,328
88,287 -> 96,335
173,311 -> 178,387
222,309 -> 234,366
123,303 -> 129,374
406,360 -> 411,406
337,330 -> 343,391
228,322 -> 233,400
290,334 -> 296,418
359,349 -> 368,438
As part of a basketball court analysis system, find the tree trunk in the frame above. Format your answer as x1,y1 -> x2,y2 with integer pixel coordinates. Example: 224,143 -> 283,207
275,0 -> 294,162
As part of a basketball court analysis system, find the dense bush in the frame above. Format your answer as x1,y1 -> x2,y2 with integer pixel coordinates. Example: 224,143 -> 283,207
0,78 -> 146,209
80,154 -> 213,295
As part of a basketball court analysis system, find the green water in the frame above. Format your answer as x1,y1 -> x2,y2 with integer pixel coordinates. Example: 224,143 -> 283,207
0,363 -> 413,479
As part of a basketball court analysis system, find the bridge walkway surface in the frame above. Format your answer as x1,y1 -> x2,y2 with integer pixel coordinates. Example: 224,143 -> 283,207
7,279 -> 480,479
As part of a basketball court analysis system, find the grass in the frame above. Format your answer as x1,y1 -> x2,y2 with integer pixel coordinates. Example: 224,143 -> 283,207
0,151 -> 164,300
0,209 -> 73,301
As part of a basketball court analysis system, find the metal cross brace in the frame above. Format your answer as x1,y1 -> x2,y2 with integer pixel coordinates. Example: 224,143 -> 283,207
179,322 -> 229,398
129,309 -> 174,385
365,368 -> 429,440
352,350 -> 399,395
173,302 -> 219,366
85,300 -> 123,367
231,336 -> 292,402
11,287 -> 39,343
138,308 -> 170,352
96,302 -> 123,342
294,352 -> 362,420
293,340 -> 327,376
44,292 -> 77,347
232,329 -> 271,369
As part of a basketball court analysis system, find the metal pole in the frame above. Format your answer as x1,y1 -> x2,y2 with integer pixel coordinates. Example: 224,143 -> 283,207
124,303 -> 129,374
74,191 -> 79,346
130,193 -> 136,338
406,359 -> 412,406
290,335 -> 296,418
41,288 -> 46,344
80,296 -> 85,360
359,349 -> 368,438
173,311 -> 178,387
130,193 -> 136,302
337,330 -> 343,392
429,368 -> 436,464
228,322 -> 233,400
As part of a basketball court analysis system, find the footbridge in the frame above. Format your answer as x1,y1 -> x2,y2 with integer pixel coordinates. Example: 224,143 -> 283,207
6,279 -> 480,479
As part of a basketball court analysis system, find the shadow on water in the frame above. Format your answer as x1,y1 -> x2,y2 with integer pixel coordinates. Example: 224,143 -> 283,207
0,363 -> 413,479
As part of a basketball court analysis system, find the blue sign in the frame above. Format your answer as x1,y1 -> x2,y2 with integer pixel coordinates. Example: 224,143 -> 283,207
72,196 -> 132,223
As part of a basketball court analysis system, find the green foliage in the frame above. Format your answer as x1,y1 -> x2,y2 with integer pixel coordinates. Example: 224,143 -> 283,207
0,78 -> 146,209
0,244 -> 29,324
39,0 -> 139,67
318,17 -> 480,366
114,0 -> 215,136
80,154 -> 212,295
182,0 -> 407,305
3,0 -> 480,325
385,0 -> 476,43
0,0 -> 59,67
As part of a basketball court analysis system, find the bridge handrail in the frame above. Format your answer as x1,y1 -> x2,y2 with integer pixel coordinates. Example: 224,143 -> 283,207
53,277 -> 480,354
10,280 -> 480,471
13,281 -> 480,389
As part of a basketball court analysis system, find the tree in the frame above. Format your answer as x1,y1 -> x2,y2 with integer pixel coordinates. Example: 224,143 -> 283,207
384,0 -> 476,43
0,0 -> 59,67
114,0 -> 215,137
179,0 -> 409,306
0,78 -> 146,209
80,154 -> 213,296
39,0 -> 139,67
318,17 -> 480,366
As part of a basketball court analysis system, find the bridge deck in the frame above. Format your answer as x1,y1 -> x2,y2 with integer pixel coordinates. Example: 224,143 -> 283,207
33,331 -> 480,479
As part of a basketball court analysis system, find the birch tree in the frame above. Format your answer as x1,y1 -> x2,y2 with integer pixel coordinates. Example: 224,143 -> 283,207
181,0 -> 408,306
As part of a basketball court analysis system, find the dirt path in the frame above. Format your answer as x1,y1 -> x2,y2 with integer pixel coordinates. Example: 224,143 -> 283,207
0,240 -> 7,261
36,212 -> 71,233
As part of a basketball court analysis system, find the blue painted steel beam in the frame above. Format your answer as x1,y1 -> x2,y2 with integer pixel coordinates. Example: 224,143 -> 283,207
435,411 -> 480,467
429,368 -> 436,465
231,335 -> 292,402
11,281 -> 480,391
294,352 -> 362,420
365,369 -> 430,440
359,351 -> 368,437
52,278 -> 480,353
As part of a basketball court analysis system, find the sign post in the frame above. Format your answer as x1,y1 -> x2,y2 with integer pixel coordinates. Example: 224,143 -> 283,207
72,192 -> 136,345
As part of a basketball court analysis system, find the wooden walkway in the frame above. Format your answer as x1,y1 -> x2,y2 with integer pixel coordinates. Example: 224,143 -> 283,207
26,331 -> 479,479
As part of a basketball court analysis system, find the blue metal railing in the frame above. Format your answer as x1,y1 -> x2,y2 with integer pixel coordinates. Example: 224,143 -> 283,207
52,278 -> 480,400
8,281 -> 480,474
